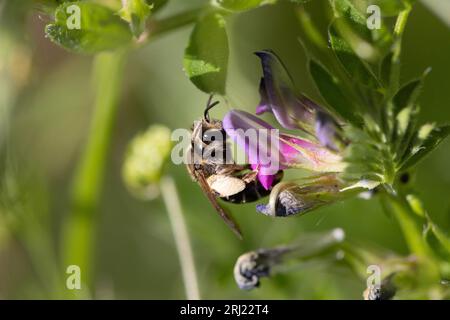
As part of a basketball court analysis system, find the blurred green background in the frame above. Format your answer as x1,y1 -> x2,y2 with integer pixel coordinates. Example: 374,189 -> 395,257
0,0 -> 449,299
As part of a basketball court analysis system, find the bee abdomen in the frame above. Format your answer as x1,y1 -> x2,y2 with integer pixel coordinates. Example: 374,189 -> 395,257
222,171 -> 283,204
222,181 -> 266,204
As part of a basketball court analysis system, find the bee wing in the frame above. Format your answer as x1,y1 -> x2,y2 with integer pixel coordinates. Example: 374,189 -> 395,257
195,171 -> 243,239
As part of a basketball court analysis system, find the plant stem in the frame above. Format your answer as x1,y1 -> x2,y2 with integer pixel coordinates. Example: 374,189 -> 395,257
141,6 -> 205,45
394,6 -> 412,38
383,192 -> 440,282
61,6 -> 207,297
160,176 -> 200,300
154,8 -> 202,35
63,50 -> 127,296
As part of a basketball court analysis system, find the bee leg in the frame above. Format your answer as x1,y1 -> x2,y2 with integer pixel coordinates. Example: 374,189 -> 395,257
242,171 -> 258,184
216,165 -> 247,176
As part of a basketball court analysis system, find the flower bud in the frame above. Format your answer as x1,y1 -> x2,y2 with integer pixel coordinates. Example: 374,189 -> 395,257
256,175 -> 343,217
234,229 -> 346,290
122,125 -> 172,200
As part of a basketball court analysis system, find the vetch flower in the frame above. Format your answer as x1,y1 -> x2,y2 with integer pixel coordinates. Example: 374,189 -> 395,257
222,51 -> 373,217
255,50 -> 344,151
234,229 -> 346,290
223,110 -> 345,191
255,174 -> 346,217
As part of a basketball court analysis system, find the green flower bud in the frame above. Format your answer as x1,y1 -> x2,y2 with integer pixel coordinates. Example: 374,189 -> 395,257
122,125 -> 172,200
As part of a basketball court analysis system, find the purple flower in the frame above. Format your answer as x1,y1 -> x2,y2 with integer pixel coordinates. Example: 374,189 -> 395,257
219,51 -> 359,217
220,50 -> 353,216
255,50 -> 343,151
223,110 -> 344,190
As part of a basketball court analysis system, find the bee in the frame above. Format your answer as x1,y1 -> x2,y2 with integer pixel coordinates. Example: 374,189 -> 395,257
186,96 -> 283,239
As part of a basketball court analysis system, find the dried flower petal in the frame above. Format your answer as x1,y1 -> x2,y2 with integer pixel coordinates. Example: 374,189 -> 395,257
256,175 -> 343,217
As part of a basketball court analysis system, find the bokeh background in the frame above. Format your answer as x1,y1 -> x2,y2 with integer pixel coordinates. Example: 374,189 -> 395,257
0,0 -> 449,299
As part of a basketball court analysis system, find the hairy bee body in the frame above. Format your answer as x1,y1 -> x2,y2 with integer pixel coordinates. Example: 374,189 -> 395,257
187,118 -> 282,204
185,98 -> 283,238
222,171 -> 283,204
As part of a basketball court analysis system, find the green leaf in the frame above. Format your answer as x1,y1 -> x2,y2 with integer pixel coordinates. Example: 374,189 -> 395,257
342,125 -> 386,183
351,0 -> 407,17
119,0 -> 153,38
390,72 -> 429,152
392,72 -> 429,116
290,0 -> 312,3
309,59 -> 361,125
374,0 -> 407,16
424,223 -> 450,261
45,2 -> 132,54
184,13 -> 229,95
329,0 -> 366,28
147,0 -> 168,12
332,0 -> 407,19
400,125 -> 450,171
380,41 -> 401,95
380,51 -> 394,87
330,1 -> 379,62
213,0 -> 276,12
394,105 -> 419,162
328,21 -> 378,87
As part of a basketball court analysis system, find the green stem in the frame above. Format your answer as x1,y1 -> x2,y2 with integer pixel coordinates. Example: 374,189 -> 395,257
407,193 -> 450,255
142,6 -> 205,44
60,6 -> 206,298
382,192 -> 440,282
160,176 -> 200,300
63,50 -> 127,297
394,6 -> 412,38
153,8 -> 202,35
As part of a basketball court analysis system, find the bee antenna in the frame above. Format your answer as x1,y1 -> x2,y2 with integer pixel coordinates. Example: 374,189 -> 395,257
204,94 -> 220,122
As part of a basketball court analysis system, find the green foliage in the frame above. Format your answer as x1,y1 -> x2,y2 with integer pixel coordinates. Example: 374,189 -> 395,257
309,59 -> 361,125
147,0 -> 169,12
351,0 -> 407,17
329,0 -> 367,27
119,0 -> 153,38
184,12 -> 229,95
45,1 -> 132,54
320,0 -> 450,190
392,74 -> 427,117
214,0 -> 276,12
5,0 -> 450,300
342,125 -> 385,184
400,125 -> 450,171
290,0 -> 311,4
379,51 -> 396,89
328,21 -> 378,87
